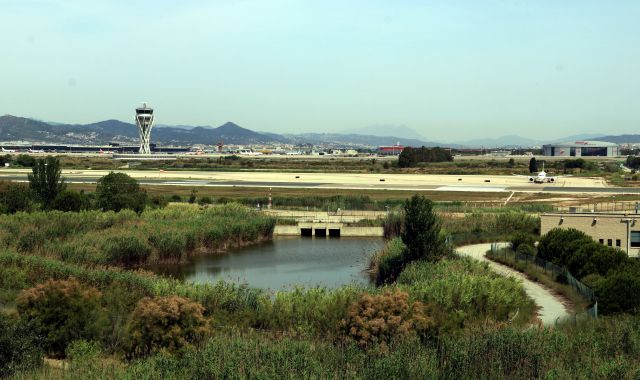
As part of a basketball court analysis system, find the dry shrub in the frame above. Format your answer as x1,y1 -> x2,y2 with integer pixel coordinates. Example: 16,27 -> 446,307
16,278 -> 102,358
127,295 -> 211,357
339,290 -> 434,351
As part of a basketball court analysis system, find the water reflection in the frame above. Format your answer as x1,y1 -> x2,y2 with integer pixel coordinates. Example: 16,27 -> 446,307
150,236 -> 384,290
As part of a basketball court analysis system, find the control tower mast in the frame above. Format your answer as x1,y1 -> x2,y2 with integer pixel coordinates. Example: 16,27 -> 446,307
135,103 -> 154,154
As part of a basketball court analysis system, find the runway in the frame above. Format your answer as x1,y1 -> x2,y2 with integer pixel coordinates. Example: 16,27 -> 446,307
1,168 -> 636,194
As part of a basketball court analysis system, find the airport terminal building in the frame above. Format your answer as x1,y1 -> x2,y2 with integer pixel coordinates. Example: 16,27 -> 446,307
542,141 -> 619,157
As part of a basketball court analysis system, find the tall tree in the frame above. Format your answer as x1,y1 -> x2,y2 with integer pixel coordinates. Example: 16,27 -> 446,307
401,194 -> 447,262
27,157 -> 66,209
528,157 -> 538,173
96,172 -> 147,213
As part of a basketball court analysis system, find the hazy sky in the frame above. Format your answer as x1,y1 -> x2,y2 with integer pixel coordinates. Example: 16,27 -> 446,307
1,1 -> 639,141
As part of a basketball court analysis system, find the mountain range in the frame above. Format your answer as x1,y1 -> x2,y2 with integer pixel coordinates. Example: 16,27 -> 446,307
1,114 -> 639,148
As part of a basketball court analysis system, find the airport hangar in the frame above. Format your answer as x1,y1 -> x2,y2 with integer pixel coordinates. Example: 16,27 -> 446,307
542,141 -> 619,157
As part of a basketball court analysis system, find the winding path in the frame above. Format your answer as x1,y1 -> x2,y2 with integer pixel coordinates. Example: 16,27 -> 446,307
457,243 -> 570,326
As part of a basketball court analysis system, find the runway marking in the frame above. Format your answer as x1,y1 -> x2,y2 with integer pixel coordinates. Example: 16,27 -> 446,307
436,185 -> 506,192
504,191 -> 515,205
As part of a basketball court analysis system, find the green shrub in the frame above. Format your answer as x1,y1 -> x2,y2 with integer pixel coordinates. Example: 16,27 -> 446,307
537,228 -> 590,265
51,190 -> 89,212
0,313 -> 43,377
198,196 -> 213,205
0,181 -> 33,214
510,232 -> 536,252
149,232 -> 186,261
103,234 -> 151,266
594,266 -> 640,314
516,243 -> 536,256
16,278 -> 103,358
96,172 -> 147,213
127,296 -> 211,357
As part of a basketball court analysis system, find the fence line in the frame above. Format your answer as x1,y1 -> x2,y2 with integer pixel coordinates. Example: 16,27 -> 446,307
490,243 -> 598,326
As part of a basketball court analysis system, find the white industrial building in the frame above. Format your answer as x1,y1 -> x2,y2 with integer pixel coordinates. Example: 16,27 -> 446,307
542,141 -> 619,157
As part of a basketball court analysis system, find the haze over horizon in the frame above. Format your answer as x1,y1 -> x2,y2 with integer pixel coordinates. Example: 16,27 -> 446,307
2,1 -> 639,141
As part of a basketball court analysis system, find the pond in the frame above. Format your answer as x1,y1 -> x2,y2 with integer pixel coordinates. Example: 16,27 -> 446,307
150,236 -> 385,290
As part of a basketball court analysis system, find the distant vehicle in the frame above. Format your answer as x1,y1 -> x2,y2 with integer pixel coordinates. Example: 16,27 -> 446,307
28,148 -> 45,153
186,149 -> 205,155
1,147 -> 16,153
99,149 -> 114,154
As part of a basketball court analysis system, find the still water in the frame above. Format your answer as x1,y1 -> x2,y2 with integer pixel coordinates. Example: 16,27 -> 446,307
151,236 -> 385,290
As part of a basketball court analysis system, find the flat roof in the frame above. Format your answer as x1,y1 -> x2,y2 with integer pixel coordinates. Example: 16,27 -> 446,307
542,140 -> 618,148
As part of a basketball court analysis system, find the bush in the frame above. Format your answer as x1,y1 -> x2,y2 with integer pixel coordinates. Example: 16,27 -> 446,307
374,238 -> 407,285
127,296 -> 211,357
339,290 -> 434,351
103,234 -> 151,266
198,196 -> 213,205
0,313 -> 43,378
510,232 -> 536,252
16,278 -> 102,358
383,211 -> 404,239
51,190 -> 90,212
537,228 -> 590,265
96,172 -> 147,213
14,154 -> 36,167
594,266 -> 640,314
149,195 -> 169,208
516,243 -> 536,256
0,181 -> 32,214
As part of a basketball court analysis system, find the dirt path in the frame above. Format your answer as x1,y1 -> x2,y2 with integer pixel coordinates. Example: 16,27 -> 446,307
457,243 -> 570,326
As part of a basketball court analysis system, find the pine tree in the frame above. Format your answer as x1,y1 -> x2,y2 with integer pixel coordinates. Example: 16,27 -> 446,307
401,194 -> 446,262
529,157 -> 538,173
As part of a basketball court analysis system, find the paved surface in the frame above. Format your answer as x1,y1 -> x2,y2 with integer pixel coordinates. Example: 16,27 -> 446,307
457,243 -> 570,326
0,169 -> 627,195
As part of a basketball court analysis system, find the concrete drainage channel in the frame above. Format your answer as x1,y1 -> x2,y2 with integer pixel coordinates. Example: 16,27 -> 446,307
274,223 -> 384,237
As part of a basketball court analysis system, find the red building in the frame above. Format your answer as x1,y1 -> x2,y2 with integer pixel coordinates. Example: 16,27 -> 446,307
377,145 -> 405,155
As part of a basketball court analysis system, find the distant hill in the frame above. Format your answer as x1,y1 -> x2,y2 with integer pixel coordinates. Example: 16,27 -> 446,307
454,133 -> 608,148
0,115 -> 454,147
283,133 -> 447,148
342,125 -> 427,141
595,134 -> 640,144
0,115 -> 288,145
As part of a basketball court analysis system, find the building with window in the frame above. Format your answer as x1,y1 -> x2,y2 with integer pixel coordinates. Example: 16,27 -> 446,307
540,212 -> 640,257
541,141 -> 619,157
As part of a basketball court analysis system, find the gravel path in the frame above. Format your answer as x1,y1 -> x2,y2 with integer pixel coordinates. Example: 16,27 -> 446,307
457,243 -> 570,326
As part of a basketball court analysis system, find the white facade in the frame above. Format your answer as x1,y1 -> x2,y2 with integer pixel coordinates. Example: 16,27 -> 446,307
135,103 -> 154,154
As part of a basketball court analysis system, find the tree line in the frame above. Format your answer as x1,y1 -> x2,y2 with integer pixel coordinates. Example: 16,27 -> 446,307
398,147 -> 453,168
0,157 -> 148,214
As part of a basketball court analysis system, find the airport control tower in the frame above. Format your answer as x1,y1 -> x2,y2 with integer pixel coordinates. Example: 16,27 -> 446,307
135,103 -> 154,154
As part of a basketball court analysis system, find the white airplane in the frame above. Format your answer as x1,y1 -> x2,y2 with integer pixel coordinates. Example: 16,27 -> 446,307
1,147 -> 16,153
28,148 -> 45,153
99,149 -> 114,154
520,163 -> 563,184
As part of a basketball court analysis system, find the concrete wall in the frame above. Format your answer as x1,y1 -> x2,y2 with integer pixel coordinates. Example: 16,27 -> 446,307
541,213 -> 640,257
341,227 -> 384,237
273,224 -> 384,237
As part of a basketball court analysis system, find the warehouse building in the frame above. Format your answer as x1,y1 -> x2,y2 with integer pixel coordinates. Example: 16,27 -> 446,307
542,141 -> 619,157
541,212 -> 640,257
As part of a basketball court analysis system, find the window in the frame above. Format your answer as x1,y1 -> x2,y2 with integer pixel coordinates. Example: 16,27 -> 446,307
599,239 -> 604,244
616,239 -> 621,247
632,231 -> 640,248
607,239 -> 612,246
